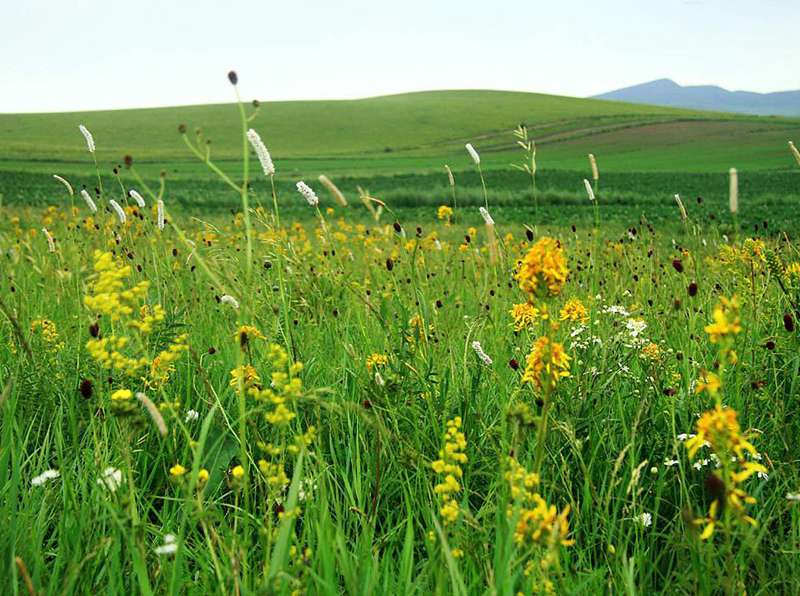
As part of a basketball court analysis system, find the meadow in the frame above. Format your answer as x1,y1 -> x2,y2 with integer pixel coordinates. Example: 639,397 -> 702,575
2,76 -> 800,594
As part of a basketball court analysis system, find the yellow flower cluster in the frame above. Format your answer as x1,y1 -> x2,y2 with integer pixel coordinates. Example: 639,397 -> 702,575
236,325 -> 265,348
436,205 -> 453,223
87,336 -> 149,377
685,405 -> 767,540
147,333 -> 189,388
704,296 -> 741,345
641,342 -> 662,362
83,250 -> 150,322
515,237 -> 568,299
510,302 -> 541,331
365,353 -> 389,372
431,417 -> 467,525
522,337 -> 571,392
129,304 -> 165,335
558,298 -> 588,324
30,318 -> 64,353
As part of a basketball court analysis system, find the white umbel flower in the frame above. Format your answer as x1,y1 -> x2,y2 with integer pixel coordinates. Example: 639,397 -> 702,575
97,467 -> 123,492
729,168 -> 738,214
633,512 -> 653,528
154,534 -> 178,556
185,409 -> 200,423
246,129 -> 275,176
31,469 -> 60,487
220,295 -> 240,310
42,227 -> 56,252
109,200 -> 126,224
129,189 -> 146,208
81,189 -> 97,213
583,179 -> 595,201
465,143 -> 480,165
53,174 -> 73,196
479,207 -> 494,225
157,200 -> 165,230
471,340 -> 492,365
296,181 -> 319,206
79,124 -> 95,153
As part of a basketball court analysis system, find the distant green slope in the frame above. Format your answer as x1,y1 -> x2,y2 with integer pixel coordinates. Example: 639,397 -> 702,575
0,90 -> 798,174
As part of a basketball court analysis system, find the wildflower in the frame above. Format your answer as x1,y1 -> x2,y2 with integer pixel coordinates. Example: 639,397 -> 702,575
296,181 -> 319,206
685,404 -> 757,460
674,194 -> 688,222
31,469 -> 60,487
704,296 -> 741,344
522,336 -> 571,392
220,295 -> 240,310
129,189 -> 146,208
641,342 -> 661,362
445,164 -> 455,186
97,467 -> 123,492
169,464 -> 187,478
633,512 -> 653,527
231,465 -> 245,480
510,302 -> 541,331
695,370 -> 721,396
465,143 -> 480,165
156,199 -> 165,230
79,124 -> 95,153
515,237 -> 568,298
728,168 -> 738,213
790,141 -> 800,167
559,298 -> 589,324
246,128 -> 276,177
81,189 -> 98,213
198,469 -> 209,485
236,325 -> 265,348
431,417 -> 468,525
626,319 -> 647,338
154,534 -> 178,556
109,200 -> 126,224
437,205 -> 453,222
583,178 -> 595,201
588,153 -> 599,181
53,174 -> 74,195
365,353 -> 389,372
786,492 -> 800,501
479,207 -> 494,225
471,340 -> 493,365
185,409 -> 199,423
229,365 -> 261,390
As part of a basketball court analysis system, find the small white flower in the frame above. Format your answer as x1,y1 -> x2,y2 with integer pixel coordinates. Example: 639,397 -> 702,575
626,319 -> 647,338
109,200 -> 126,224
465,143 -> 480,165
129,189 -> 146,208
479,207 -> 494,225
247,129 -> 275,176
79,124 -> 95,153
42,227 -> 56,252
583,178 -> 595,201
220,295 -> 240,310
434,239 -> 442,251
31,469 -> 60,487
184,409 -> 199,423
786,492 -> 800,501
374,372 -> 385,387
53,174 -> 74,196
663,458 -> 680,467
471,340 -> 492,366
633,512 -> 653,527
97,467 -> 123,492
154,534 -> 178,556
296,181 -> 319,206
81,189 -> 97,213
157,200 -> 165,230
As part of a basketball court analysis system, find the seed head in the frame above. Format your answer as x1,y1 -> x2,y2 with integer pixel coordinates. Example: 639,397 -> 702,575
227,70 -> 238,85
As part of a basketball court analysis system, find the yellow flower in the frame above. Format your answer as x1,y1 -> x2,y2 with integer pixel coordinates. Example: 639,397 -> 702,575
170,464 -> 187,478
694,370 -> 721,396
437,205 -> 453,222
685,404 -> 756,460
522,337 -> 571,392
641,342 -> 661,362
231,465 -> 245,480
197,469 -> 209,484
366,353 -> 389,372
110,389 -> 133,401
431,417 -> 468,525
559,298 -> 588,324
704,296 -> 741,344
236,325 -> 265,348
515,237 -> 568,298
510,302 -> 540,331
229,365 -> 261,389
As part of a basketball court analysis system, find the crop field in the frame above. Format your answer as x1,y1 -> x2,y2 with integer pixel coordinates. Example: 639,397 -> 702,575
3,82 -> 800,594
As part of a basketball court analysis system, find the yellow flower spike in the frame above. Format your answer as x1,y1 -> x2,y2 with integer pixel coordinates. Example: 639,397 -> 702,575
515,237 -> 568,299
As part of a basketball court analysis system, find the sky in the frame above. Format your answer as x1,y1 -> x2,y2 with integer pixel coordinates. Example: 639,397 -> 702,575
2,0 -> 798,113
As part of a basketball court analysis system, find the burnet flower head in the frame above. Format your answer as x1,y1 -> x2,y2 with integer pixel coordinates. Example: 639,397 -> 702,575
79,124 -> 95,153
53,174 -> 73,196
583,179 -> 595,201
479,207 -> 494,225
81,189 -> 97,213
220,295 -> 240,310
296,181 -> 319,206
471,340 -> 492,365
156,200 -> 165,230
109,200 -> 126,224
129,189 -> 146,208
465,143 -> 480,165
246,129 -> 275,176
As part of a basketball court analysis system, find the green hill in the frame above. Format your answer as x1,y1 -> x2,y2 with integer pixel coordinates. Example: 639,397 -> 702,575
2,90 -> 798,176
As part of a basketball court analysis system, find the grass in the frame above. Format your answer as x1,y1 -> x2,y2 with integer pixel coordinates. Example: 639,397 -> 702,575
2,82 -> 800,594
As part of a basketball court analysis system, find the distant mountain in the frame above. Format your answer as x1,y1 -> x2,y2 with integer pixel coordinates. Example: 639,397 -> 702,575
593,78 -> 800,117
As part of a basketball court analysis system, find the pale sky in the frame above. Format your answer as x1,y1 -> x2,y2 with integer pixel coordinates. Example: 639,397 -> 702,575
2,0 -> 797,113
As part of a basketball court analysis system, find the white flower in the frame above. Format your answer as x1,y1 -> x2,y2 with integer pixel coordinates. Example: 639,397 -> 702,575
583,178 -> 595,201
374,372 -> 385,387
97,467 -> 123,492
633,512 -> 652,527
129,189 -> 146,208
109,200 -> 126,224
479,207 -> 494,225
79,124 -> 95,153
296,181 -> 319,206
220,295 -> 240,310
42,227 -> 56,253
434,239 -> 442,251
471,340 -> 492,365
184,409 -> 199,423
81,189 -> 97,213
626,319 -> 647,338
663,458 -> 680,467
154,534 -> 178,556
53,174 -> 74,196
246,129 -> 275,176
465,143 -> 480,165
157,200 -> 165,230
786,492 -> 800,501
31,469 -> 60,487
